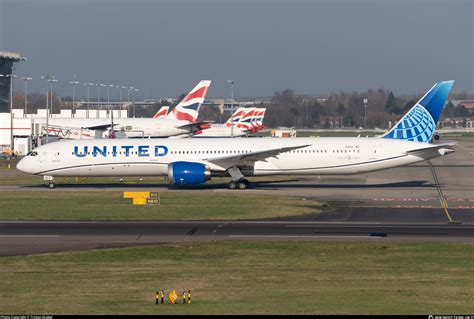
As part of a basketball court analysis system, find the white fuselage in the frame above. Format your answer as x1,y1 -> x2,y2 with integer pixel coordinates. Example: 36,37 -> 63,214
17,137 -> 448,178
32,117 -> 193,138
194,124 -> 248,137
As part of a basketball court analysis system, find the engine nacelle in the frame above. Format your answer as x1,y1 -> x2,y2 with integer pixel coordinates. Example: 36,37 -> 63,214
167,161 -> 211,185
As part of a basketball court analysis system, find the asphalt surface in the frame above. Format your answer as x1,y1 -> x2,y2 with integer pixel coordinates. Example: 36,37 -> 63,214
1,211 -> 473,256
0,137 -> 473,256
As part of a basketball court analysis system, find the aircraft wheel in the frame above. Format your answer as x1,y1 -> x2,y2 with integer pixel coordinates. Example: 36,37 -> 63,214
228,181 -> 237,189
48,182 -> 56,189
237,179 -> 249,190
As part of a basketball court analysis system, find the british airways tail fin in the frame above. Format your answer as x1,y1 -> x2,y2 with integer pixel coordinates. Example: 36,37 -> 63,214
382,80 -> 454,143
225,107 -> 245,127
153,106 -> 169,119
167,80 -> 211,122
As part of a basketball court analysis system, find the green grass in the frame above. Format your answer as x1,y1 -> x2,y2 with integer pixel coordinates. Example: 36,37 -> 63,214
0,190 -> 320,220
0,241 -> 472,314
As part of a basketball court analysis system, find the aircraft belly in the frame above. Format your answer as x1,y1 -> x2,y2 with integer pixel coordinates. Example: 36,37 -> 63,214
42,162 -> 168,177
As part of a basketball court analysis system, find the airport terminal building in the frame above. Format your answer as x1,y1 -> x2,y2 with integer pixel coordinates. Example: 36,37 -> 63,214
0,51 -> 27,154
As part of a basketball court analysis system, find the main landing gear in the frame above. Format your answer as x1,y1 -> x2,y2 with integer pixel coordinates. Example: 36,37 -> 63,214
48,181 -> 56,189
226,167 -> 250,190
228,179 -> 250,190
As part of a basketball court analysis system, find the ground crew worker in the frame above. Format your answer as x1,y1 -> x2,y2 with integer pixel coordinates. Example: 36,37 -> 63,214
156,291 -> 159,305
160,290 -> 165,304
187,289 -> 191,304
182,291 -> 186,304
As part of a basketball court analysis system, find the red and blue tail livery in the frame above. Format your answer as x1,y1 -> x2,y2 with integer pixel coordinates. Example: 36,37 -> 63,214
153,106 -> 170,119
168,80 -> 211,122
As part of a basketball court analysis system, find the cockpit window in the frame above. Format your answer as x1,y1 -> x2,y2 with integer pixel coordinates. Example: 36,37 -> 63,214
27,151 -> 38,156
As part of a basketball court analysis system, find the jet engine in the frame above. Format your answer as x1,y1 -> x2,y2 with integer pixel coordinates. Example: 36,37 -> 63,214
167,161 -> 211,185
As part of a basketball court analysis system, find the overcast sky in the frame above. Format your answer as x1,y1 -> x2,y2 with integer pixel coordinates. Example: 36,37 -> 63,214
0,0 -> 472,99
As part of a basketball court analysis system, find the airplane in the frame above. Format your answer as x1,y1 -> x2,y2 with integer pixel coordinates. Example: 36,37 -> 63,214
17,80 -> 455,190
192,107 -> 267,137
33,80 -> 212,139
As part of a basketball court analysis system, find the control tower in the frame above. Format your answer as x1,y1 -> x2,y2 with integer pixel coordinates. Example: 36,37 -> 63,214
0,51 -> 26,113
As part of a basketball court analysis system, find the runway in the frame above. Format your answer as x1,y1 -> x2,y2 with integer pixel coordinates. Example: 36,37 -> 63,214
0,137 -> 473,257
1,215 -> 473,256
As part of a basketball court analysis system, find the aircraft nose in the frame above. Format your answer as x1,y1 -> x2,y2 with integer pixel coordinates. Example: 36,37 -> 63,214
16,157 -> 33,174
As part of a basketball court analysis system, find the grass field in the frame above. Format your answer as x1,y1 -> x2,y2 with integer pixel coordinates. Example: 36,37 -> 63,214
0,241 -> 472,314
0,190 -> 320,220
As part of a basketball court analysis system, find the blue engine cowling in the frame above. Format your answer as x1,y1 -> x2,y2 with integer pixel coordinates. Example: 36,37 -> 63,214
167,161 -> 211,185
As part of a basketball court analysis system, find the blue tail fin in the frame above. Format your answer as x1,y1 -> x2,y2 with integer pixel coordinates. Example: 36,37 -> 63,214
382,80 -> 454,142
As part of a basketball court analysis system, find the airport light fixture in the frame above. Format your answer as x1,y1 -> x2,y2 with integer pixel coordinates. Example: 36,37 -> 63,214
133,88 -> 139,118
98,83 -> 107,117
84,82 -> 95,118
127,87 -> 134,117
107,84 -> 114,118
20,77 -> 33,117
41,75 -> 57,144
228,80 -> 234,137
119,86 -> 128,111
69,79 -> 80,118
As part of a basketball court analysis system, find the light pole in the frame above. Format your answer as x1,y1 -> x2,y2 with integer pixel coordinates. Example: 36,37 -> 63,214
127,87 -> 134,118
84,83 -> 94,118
133,88 -> 139,118
120,86 -> 127,115
69,79 -> 80,118
228,80 -> 234,137
21,77 -> 32,117
96,84 -> 101,118
363,98 -> 368,130
108,84 -> 114,118
41,75 -> 56,143
99,84 -> 106,118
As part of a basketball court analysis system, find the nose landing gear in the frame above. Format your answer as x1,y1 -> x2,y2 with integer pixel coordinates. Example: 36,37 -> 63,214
43,175 -> 56,189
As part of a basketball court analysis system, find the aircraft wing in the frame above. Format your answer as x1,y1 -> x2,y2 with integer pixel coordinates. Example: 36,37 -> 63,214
206,144 -> 310,170
177,121 -> 213,133
406,142 -> 456,158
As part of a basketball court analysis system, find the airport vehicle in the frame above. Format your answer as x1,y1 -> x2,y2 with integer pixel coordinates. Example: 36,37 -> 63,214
17,81 -> 455,189
193,107 -> 267,137
33,80 -> 212,139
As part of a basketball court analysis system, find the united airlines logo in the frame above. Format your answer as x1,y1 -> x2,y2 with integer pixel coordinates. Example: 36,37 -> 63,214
74,145 -> 168,157
383,104 -> 435,142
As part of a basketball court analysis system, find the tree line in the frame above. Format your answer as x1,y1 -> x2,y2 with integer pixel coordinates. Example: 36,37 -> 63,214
11,88 -> 474,129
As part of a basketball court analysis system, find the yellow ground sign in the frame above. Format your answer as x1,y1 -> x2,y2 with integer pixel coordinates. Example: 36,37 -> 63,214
123,191 -> 150,199
123,192 -> 160,205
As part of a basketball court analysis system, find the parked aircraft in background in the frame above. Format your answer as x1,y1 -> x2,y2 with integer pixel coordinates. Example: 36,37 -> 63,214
193,107 -> 267,137
17,81 -> 455,190
33,80 -> 212,139
153,106 -> 170,119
